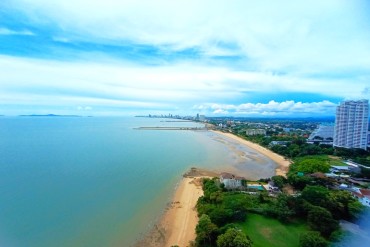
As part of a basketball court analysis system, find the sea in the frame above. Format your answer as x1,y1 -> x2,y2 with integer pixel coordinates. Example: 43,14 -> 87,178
0,117 -> 276,247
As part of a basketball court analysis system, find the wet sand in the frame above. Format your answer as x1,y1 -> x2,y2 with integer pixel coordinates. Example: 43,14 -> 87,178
211,130 -> 291,177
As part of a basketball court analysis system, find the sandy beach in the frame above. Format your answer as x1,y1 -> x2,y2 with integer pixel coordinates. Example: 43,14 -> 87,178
135,168 -> 217,247
137,132 -> 291,247
161,177 -> 203,247
212,130 -> 292,177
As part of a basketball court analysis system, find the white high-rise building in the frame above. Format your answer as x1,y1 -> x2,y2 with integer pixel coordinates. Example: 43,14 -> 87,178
334,99 -> 369,150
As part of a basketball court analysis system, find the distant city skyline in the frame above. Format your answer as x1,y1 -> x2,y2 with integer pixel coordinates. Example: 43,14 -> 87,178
0,1 -> 370,116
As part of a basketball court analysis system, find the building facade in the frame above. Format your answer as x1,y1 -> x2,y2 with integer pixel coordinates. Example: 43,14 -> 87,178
245,129 -> 266,136
334,100 -> 369,150
307,125 -> 334,145
351,188 -> 370,207
220,172 -> 245,189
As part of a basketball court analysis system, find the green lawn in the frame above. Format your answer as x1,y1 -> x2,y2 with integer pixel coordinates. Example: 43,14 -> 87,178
237,214 -> 309,247
328,159 -> 347,167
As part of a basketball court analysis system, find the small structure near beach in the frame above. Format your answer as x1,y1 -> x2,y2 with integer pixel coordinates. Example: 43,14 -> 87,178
220,172 -> 245,189
351,188 -> 370,207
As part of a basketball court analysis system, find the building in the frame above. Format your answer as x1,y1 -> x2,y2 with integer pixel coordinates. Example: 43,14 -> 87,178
334,100 -> 369,150
269,141 -> 291,147
307,125 -> 334,145
220,172 -> 245,189
351,188 -> 370,207
245,129 -> 266,136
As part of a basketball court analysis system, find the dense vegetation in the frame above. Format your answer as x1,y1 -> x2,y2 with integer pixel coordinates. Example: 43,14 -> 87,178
195,119 -> 369,246
194,155 -> 366,247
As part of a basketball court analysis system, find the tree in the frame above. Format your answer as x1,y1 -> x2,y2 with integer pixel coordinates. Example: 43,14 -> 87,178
299,231 -> 328,247
348,200 -> 365,220
295,159 -> 330,173
287,173 -> 314,190
195,214 -> 218,246
271,175 -> 287,189
208,207 -> 233,226
216,228 -> 252,247
307,206 -> 339,237
272,194 -> 294,222
222,195 -> 248,222
326,190 -> 360,220
301,185 -> 329,207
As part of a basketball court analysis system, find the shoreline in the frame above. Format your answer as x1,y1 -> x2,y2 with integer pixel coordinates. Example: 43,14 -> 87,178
137,131 -> 292,246
135,168 -> 216,247
211,130 -> 292,177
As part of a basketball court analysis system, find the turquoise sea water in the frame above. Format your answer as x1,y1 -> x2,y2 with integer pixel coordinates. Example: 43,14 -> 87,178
0,117 -> 276,247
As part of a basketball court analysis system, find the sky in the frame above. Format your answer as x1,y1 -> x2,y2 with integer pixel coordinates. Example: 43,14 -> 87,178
0,0 -> 369,117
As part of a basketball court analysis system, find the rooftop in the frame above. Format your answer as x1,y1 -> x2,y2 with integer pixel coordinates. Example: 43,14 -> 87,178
220,172 -> 245,180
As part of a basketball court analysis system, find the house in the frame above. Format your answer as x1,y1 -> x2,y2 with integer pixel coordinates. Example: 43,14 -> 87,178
267,180 -> 279,191
269,141 -> 291,147
220,172 -> 245,189
330,166 -> 349,173
351,188 -> 370,207
245,129 -> 266,136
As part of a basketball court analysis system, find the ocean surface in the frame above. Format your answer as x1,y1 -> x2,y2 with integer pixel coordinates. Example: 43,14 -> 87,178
0,117 -> 276,247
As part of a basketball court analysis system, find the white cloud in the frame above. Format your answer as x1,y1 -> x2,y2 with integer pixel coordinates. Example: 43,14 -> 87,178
77,106 -> 92,111
1,0 -> 369,115
0,27 -> 34,36
5,0 -> 370,73
213,109 -> 229,114
0,54 -> 368,115
195,100 -> 337,116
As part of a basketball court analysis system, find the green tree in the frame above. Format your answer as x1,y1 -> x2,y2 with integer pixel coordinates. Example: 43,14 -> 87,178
273,194 -> 294,222
287,173 -> 314,190
307,206 -> 339,237
295,159 -> 330,173
271,175 -> 287,189
195,214 -> 218,246
299,231 -> 328,247
301,185 -> 329,207
348,200 -> 365,220
208,207 -> 233,226
216,228 -> 252,247
326,190 -> 360,220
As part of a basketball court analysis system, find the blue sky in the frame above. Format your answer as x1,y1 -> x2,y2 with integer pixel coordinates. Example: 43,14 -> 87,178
0,0 -> 369,116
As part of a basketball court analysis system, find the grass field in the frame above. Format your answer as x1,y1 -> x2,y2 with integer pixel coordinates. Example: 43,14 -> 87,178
328,158 -> 347,167
237,214 -> 309,247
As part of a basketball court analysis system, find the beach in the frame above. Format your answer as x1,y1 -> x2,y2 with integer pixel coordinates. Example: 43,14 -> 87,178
212,130 -> 291,177
161,177 -> 203,247
139,131 -> 292,246
135,168 -> 217,247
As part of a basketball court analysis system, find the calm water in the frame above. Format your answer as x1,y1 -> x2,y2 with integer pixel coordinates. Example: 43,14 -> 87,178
0,117 -> 251,247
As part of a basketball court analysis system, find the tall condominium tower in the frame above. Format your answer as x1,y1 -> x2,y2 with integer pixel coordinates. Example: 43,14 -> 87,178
334,99 -> 369,150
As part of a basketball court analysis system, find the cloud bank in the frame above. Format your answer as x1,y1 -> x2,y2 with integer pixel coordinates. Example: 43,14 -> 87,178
0,0 -> 369,116
194,100 -> 337,116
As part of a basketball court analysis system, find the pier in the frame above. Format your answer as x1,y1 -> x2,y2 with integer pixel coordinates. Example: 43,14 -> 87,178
134,127 -> 208,131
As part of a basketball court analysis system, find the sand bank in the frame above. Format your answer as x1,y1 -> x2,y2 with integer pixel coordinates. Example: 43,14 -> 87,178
212,131 -> 291,177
